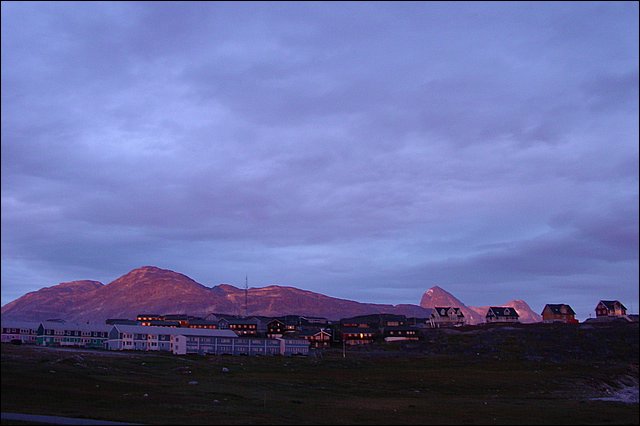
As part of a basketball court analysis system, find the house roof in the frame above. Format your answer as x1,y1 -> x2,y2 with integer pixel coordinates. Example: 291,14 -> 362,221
544,304 -> 576,315
598,300 -> 628,310
433,307 -> 465,318
1,320 -> 41,330
227,318 -> 258,325
147,320 -> 181,327
111,324 -> 237,338
340,313 -> 407,325
341,327 -> 377,334
383,326 -> 420,332
162,314 -> 190,320
487,307 -> 520,318
40,321 -> 112,332
188,319 -> 219,326
297,327 -> 332,337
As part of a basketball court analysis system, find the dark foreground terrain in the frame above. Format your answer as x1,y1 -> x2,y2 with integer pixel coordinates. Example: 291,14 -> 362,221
1,322 -> 638,425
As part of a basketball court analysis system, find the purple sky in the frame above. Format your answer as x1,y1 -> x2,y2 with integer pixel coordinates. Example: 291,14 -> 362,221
1,2 -> 638,321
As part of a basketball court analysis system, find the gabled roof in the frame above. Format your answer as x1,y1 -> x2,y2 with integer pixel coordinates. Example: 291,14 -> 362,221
433,307 -> 464,318
544,304 -> 576,315
598,300 -> 627,310
487,307 -> 519,318
297,328 -> 332,337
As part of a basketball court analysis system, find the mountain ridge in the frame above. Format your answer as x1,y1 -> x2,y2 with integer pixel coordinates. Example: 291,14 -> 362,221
1,266 -> 541,323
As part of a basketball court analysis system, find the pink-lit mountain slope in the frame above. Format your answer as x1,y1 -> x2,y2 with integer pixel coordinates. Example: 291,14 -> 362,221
1,266 -> 433,322
0,280 -> 103,322
419,286 -> 485,325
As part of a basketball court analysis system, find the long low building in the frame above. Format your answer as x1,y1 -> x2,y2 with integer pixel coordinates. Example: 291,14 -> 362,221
1,320 -> 40,344
37,321 -> 112,348
107,324 -> 310,356
2,321 -> 310,356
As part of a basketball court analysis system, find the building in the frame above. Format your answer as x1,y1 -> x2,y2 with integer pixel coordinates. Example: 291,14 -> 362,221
595,300 -> 627,318
297,327 -> 332,348
37,321 -> 111,348
106,319 -> 139,325
266,319 -> 286,338
187,319 -> 219,329
342,327 -> 377,345
136,314 -> 162,325
1,320 -> 40,344
541,304 -> 578,324
485,307 -> 520,324
226,318 -> 258,336
430,307 -> 465,327
277,336 -> 310,356
340,314 -> 407,329
107,324 -> 235,352
106,324 -> 308,356
162,314 -> 192,327
382,326 -> 419,342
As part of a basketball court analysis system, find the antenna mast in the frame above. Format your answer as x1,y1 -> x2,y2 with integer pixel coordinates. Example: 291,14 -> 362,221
244,275 -> 248,318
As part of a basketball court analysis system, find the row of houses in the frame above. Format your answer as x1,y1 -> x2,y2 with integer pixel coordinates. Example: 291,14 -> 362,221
0,321 -> 310,356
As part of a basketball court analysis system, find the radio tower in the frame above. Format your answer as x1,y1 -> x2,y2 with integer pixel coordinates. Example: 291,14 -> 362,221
244,275 -> 248,318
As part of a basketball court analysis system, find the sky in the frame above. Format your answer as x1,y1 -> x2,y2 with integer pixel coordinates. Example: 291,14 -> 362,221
1,2 -> 638,321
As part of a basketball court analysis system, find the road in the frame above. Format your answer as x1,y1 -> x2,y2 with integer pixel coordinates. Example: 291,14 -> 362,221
1,412 -> 141,425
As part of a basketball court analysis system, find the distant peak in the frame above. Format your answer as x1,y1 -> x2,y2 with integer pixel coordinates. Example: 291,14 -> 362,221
54,280 -> 103,289
215,284 -> 241,291
130,265 -> 167,273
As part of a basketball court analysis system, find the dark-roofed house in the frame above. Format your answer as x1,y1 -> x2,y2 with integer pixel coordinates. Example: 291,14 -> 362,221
542,304 -> 578,324
485,307 -> 520,324
297,327 -> 332,348
267,319 -> 286,338
595,300 -> 627,318
431,307 -> 465,327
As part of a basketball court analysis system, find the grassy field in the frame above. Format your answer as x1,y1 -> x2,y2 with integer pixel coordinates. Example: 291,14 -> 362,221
2,323 -> 638,425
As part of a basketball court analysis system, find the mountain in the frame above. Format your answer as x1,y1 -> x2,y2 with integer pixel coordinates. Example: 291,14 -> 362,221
0,280 -> 103,321
1,266 -> 433,322
468,300 -> 542,324
419,286 -> 485,325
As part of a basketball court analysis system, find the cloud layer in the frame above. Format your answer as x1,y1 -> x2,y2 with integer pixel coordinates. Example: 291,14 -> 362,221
2,2 -> 638,320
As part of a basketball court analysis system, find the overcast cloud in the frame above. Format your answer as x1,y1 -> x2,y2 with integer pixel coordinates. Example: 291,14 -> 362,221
2,2 -> 638,320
